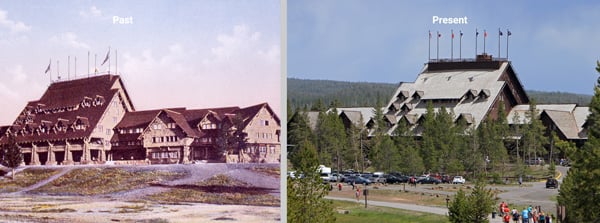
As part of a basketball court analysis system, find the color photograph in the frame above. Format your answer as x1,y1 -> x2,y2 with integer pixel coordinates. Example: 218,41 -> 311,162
287,1 -> 600,223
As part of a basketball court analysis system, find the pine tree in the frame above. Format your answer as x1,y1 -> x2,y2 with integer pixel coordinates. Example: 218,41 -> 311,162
287,139 -> 335,223
522,99 -> 547,163
558,61 -> 600,222
394,120 -> 425,175
448,180 -> 495,223
449,189 -> 470,223
288,108 -> 316,168
1,134 -> 22,180
420,101 -> 438,172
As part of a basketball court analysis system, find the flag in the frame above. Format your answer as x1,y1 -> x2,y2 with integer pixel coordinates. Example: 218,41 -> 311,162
476,30 -> 479,36
429,31 -> 431,39
452,31 -> 454,39
484,31 -> 487,38
438,33 -> 441,38
101,48 -> 110,66
507,30 -> 512,36
499,30 -> 503,36
460,31 -> 463,37
44,60 -> 51,74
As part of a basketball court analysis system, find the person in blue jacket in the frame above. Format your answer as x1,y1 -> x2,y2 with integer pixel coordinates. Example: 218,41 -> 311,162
521,207 -> 529,223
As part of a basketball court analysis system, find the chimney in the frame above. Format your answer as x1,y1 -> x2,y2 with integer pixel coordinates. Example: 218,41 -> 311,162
476,53 -> 493,62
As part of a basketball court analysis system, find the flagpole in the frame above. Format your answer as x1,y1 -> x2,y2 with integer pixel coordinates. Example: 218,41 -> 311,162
451,29 -> 454,61
108,46 -> 111,74
116,49 -> 118,75
87,51 -> 90,78
428,30 -> 431,61
459,31 -> 462,60
483,30 -> 486,55
475,28 -> 478,57
48,59 -> 52,83
436,31 -> 440,61
507,29 -> 511,60
57,60 -> 60,81
498,28 -> 501,58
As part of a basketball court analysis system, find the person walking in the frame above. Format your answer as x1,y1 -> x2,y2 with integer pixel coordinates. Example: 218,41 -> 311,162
512,211 -> 520,223
338,182 -> 342,191
503,212 -> 511,223
355,187 -> 361,203
521,207 -> 529,223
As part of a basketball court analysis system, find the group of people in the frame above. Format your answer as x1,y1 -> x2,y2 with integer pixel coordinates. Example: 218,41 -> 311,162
498,201 -> 554,223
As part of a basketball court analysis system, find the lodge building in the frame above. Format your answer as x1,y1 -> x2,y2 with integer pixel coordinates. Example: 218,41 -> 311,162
0,74 -> 280,165
294,54 -> 589,148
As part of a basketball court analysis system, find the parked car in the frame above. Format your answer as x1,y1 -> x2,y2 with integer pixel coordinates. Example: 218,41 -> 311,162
525,158 -> 544,165
441,175 -> 452,184
416,177 -> 441,184
452,176 -> 466,184
370,172 -> 387,183
384,174 -> 408,184
345,176 -> 372,185
546,178 -> 559,189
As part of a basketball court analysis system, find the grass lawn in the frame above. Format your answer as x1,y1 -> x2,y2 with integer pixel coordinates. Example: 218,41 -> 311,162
0,168 -> 61,193
34,167 -> 186,195
146,174 -> 280,206
332,200 -> 449,223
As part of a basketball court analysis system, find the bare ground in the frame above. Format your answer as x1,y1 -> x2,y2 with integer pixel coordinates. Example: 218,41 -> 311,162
0,163 -> 280,223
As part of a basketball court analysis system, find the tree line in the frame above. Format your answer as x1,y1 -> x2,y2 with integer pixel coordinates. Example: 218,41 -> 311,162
288,78 -> 592,112
288,99 -> 576,179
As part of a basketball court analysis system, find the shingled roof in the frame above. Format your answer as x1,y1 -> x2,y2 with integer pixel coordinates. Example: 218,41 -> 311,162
1,75 -> 131,144
382,60 -> 530,135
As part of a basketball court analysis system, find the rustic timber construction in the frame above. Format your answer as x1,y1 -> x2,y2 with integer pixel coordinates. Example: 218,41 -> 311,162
0,74 -> 280,165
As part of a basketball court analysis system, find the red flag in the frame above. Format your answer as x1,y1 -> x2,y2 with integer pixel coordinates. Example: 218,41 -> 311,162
484,31 -> 487,38
452,32 -> 454,39
429,31 -> 432,39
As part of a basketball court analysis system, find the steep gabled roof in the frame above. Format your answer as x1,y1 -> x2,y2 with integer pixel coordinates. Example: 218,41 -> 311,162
237,103 -> 280,128
2,75 -> 128,144
385,61 -> 515,130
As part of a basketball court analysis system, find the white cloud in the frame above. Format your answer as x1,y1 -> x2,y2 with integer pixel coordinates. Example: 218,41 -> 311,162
79,6 -> 102,18
50,32 -> 90,49
121,25 -> 280,114
0,9 -> 31,34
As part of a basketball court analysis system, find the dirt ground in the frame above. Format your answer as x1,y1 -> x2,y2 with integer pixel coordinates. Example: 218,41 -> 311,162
0,164 -> 281,223
0,195 -> 280,223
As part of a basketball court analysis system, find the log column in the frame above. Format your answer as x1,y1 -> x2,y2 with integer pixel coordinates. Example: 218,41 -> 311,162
31,143 -> 41,165
63,140 -> 74,165
46,141 -> 57,165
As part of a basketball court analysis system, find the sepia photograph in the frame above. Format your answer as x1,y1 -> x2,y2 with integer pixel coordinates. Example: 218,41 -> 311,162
0,1 -> 281,222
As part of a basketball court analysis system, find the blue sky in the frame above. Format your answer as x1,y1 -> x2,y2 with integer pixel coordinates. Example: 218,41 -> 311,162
0,0 -> 280,124
288,1 -> 600,96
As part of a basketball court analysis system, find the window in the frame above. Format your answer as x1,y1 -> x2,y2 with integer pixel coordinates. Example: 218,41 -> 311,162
153,124 -> 161,130
106,129 -> 112,135
97,125 -> 103,132
261,120 -> 269,126
113,117 -> 118,123
259,146 -> 267,153
136,128 -> 143,133
128,129 -> 133,134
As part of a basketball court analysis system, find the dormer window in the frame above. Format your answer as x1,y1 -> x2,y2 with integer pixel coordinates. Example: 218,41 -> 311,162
93,95 -> 105,106
479,89 -> 491,99
463,89 -> 478,101
412,91 -> 424,101
81,97 -> 92,108
396,90 -> 409,101
401,103 -> 414,113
